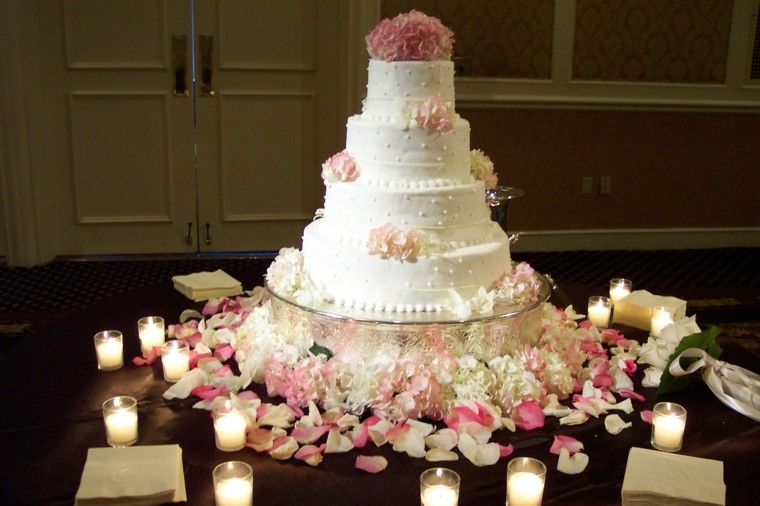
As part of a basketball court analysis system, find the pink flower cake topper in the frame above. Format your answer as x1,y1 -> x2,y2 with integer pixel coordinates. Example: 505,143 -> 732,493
366,10 -> 455,62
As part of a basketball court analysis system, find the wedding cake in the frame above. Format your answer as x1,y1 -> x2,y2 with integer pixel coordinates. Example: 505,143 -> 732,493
267,11 -> 527,318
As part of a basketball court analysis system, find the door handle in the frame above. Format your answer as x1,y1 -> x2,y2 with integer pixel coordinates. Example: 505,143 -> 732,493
199,35 -> 215,97
205,223 -> 212,245
172,35 -> 189,96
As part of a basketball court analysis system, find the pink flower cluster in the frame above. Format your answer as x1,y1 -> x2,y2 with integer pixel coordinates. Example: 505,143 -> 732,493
415,96 -> 454,132
494,262 -> 543,305
366,10 -> 454,62
367,223 -> 426,261
321,150 -> 359,184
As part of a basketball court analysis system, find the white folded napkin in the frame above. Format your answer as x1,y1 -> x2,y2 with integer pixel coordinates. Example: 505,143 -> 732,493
612,290 -> 687,330
622,447 -> 725,505
75,444 -> 186,505
172,269 -> 243,301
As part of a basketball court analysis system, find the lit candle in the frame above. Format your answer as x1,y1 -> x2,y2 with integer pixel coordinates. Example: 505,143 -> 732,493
102,396 -> 138,447
214,402 -> 247,451
420,468 -> 460,506
650,306 -> 675,338
609,278 -> 632,303
161,340 -> 189,382
587,296 -> 611,328
651,402 -> 687,452
507,472 -> 544,506
138,316 -> 165,354
213,461 -> 253,506
507,457 -> 546,506
94,331 -> 123,371
421,484 -> 458,506
215,478 -> 253,506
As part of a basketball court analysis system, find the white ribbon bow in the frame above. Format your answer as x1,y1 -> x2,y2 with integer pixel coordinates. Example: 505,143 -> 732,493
668,348 -> 760,422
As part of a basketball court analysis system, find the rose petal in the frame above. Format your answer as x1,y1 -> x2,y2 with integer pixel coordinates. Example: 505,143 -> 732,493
549,435 -> 584,455
325,428 -> 354,453
424,428 -> 458,451
291,424 -> 331,445
355,455 -> 388,474
640,410 -> 654,424
559,410 -> 589,426
498,443 -> 514,458
512,400 -> 545,430
246,427 -> 275,452
425,448 -> 459,462
294,444 -> 326,467
543,394 -> 573,418
618,388 -> 645,402
268,436 -> 298,460
257,403 -> 296,429
557,447 -> 589,474
458,433 -> 501,467
604,414 -> 632,435
367,419 -> 394,446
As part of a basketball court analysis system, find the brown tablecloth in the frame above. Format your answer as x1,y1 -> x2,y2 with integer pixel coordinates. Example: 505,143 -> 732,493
1,267 -> 758,505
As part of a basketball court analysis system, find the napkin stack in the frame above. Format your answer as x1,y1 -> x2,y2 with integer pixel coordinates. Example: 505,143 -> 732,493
75,444 -> 186,505
621,447 -> 725,505
612,290 -> 687,331
172,269 -> 243,301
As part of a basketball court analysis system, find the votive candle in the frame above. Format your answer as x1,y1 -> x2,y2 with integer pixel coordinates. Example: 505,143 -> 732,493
587,296 -> 612,328
94,330 -> 123,371
651,306 -> 675,338
102,396 -> 138,447
420,468 -> 460,506
651,402 -> 687,452
507,457 -> 546,506
213,461 -> 253,506
161,340 -> 189,382
609,278 -> 632,303
138,316 -> 165,354
214,401 -> 247,452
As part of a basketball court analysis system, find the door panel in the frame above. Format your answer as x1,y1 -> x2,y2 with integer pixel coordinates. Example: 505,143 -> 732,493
32,0 -> 340,256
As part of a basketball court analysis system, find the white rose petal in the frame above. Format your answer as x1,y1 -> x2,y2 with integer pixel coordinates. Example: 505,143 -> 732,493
557,447 -> 589,474
641,366 -> 663,388
425,448 -> 459,462
604,414 -> 632,435
559,410 -> 589,426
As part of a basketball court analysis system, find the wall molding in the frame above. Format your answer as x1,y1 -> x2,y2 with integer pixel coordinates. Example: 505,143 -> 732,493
511,228 -> 760,252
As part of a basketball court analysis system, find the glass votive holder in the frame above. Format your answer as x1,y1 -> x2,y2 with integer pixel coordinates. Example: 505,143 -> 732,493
507,457 -> 546,506
214,400 -> 247,452
420,467 -> 460,506
587,295 -> 612,328
213,461 -> 253,506
651,306 -> 675,338
161,340 -> 190,383
137,316 -> 165,354
102,395 -> 138,447
94,330 -> 123,371
609,278 -> 632,303
651,402 -> 687,452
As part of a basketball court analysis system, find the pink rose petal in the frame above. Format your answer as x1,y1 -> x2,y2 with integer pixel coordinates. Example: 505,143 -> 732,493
512,400 -> 545,430
550,435 -> 584,455
618,388 -> 645,402
498,443 -> 514,458
355,455 -> 388,474
191,384 -> 226,400
246,427 -> 274,452
213,343 -> 235,362
291,425 -> 331,445
640,410 -> 654,424
295,444 -> 326,467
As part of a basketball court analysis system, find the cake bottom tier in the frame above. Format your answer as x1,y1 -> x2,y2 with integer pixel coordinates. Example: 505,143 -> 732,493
302,220 -> 511,313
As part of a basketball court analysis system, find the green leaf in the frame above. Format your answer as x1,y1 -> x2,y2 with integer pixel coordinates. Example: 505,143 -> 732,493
309,343 -> 334,359
657,326 -> 723,395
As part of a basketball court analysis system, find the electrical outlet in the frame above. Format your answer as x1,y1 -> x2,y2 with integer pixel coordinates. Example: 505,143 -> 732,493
600,176 -> 611,195
582,176 -> 593,194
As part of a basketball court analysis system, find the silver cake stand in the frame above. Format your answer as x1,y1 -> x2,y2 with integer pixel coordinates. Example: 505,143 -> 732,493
265,272 -> 552,363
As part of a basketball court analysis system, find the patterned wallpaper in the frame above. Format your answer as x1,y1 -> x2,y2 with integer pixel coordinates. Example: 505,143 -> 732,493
573,0 -> 732,83
380,0 -> 554,78
381,0 -> 734,84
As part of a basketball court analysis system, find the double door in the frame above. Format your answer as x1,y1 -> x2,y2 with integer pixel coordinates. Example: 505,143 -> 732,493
34,0 -> 342,255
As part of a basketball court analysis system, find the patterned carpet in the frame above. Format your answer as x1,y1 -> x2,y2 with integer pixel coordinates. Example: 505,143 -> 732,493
1,248 -> 759,358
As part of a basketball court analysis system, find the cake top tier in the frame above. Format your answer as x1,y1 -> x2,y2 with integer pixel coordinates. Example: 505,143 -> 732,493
366,10 -> 454,62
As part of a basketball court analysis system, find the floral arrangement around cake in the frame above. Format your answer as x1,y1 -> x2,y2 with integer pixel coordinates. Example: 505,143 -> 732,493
133,11 -> 714,476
